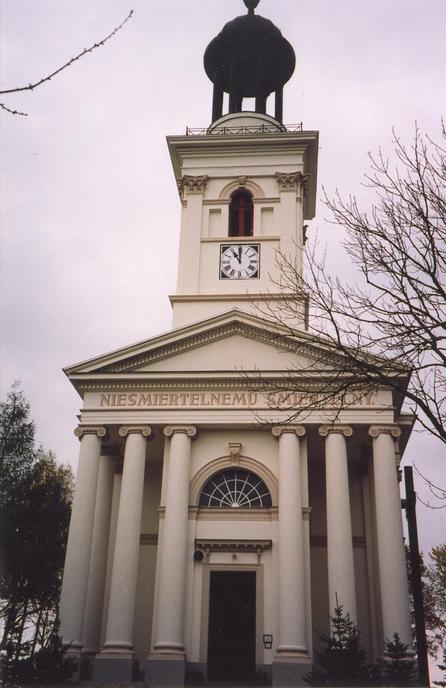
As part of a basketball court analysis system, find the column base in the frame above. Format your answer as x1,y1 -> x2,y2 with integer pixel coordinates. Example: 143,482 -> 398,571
272,656 -> 312,687
92,652 -> 138,685
145,653 -> 185,687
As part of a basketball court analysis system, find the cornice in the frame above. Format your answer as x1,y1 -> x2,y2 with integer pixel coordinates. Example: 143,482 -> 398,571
199,235 -> 280,244
170,291 -> 302,302
73,376 -> 383,394
167,131 -> 319,173
195,539 -> 272,557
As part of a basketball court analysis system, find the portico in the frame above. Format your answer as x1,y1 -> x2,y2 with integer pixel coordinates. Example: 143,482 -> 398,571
59,308 -> 413,686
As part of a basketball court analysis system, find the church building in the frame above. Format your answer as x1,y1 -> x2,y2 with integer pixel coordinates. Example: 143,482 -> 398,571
59,2 -> 414,685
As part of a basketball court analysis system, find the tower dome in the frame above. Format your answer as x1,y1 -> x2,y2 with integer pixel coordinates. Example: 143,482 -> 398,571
204,0 -> 295,123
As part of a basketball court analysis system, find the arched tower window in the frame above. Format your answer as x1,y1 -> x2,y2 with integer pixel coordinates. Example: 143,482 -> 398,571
228,189 -> 254,237
199,469 -> 272,508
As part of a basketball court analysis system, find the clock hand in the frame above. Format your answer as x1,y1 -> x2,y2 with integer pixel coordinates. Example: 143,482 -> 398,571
231,249 -> 239,260
238,246 -> 242,263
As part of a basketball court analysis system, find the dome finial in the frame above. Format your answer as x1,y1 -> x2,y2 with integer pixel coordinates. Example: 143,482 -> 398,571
243,0 -> 260,15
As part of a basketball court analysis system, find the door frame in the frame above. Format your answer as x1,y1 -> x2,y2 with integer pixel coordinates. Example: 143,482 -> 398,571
200,563 -> 264,671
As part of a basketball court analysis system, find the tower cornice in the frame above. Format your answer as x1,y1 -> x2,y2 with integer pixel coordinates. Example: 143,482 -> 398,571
167,129 -> 319,221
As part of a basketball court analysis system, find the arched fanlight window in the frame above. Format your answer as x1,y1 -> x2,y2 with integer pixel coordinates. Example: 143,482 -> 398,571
228,188 -> 254,237
199,469 -> 272,508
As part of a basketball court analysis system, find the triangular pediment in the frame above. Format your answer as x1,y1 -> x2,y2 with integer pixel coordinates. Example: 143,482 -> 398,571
64,309 -> 343,380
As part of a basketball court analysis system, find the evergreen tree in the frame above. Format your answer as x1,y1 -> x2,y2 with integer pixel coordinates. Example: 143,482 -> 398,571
434,645 -> 446,687
427,546 -> 446,652
0,383 -> 35,507
407,544 -> 446,656
379,633 -> 417,686
0,385 -> 36,662
304,604 -> 370,685
0,385 -> 73,684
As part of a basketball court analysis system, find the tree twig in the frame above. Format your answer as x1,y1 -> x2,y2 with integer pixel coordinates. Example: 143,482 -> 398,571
0,9 -> 133,116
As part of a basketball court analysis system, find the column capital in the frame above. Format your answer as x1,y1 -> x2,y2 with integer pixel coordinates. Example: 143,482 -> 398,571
369,425 -> 401,439
74,426 -> 107,440
178,174 -> 209,195
163,425 -> 197,439
118,425 -> 152,438
275,171 -> 309,192
272,425 -> 306,438
319,424 -> 353,438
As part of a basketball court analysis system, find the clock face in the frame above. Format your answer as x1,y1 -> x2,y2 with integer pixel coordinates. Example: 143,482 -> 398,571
220,244 -> 260,279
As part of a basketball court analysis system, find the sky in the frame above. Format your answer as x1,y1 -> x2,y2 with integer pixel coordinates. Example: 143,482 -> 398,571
1,0 -> 445,669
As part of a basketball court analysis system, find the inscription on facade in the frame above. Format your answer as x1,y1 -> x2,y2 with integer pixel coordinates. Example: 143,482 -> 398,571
98,390 -> 379,409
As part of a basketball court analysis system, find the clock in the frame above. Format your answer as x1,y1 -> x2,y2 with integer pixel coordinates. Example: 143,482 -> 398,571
220,243 -> 260,279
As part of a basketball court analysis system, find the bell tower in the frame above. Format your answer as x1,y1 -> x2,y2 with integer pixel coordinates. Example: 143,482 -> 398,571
168,0 -> 319,329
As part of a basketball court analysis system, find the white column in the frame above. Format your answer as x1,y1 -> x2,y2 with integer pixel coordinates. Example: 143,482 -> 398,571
101,426 -> 151,655
275,171 -> 305,275
176,177 -> 208,294
370,425 -> 412,648
272,426 -> 308,658
59,426 -> 106,651
319,425 -> 357,622
153,425 -> 196,654
81,454 -> 115,654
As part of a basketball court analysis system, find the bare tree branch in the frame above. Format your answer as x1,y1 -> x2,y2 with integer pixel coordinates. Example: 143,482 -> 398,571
254,125 -> 446,442
0,102 -> 28,117
0,9 -> 133,116
413,464 -> 446,509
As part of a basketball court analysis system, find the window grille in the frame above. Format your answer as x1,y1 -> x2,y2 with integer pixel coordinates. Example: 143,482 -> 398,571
199,469 -> 272,508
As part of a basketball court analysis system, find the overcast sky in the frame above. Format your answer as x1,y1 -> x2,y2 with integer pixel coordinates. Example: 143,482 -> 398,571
1,0 -> 445,641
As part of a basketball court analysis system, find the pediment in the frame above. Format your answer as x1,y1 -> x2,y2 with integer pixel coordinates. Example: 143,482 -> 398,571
64,309 -> 341,379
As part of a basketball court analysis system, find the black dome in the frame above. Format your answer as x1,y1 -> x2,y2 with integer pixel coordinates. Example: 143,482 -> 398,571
204,14 -> 295,98
203,4 -> 295,123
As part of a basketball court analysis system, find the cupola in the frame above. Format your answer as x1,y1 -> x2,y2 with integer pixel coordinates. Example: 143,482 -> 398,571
204,0 -> 295,123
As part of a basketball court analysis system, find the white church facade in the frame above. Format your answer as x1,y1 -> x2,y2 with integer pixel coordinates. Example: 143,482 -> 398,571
59,2 -> 414,686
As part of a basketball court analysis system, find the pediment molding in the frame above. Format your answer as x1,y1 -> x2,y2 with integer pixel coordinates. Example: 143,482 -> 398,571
87,321 -> 329,375
65,310 -> 398,385
74,376 -> 341,394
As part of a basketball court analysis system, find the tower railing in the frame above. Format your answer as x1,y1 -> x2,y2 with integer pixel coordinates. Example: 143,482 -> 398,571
185,123 -> 303,136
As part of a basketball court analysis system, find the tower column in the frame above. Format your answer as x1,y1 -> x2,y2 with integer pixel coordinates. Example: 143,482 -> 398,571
275,171 -> 306,278
369,425 -> 412,649
272,426 -> 310,687
177,176 -> 209,295
147,425 -> 196,686
319,425 -> 357,622
59,426 -> 105,658
275,84 -> 283,122
81,453 -> 115,657
211,69 -> 224,122
93,426 -> 151,685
